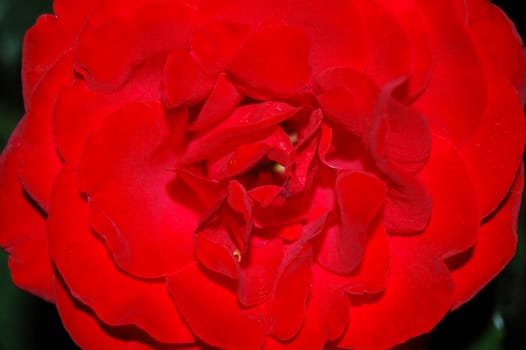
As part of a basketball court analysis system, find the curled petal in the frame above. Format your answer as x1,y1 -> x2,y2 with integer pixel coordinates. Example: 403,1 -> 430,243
162,50 -> 215,109
339,238 -> 454,350
188,73 -> 243,131
79,103 -> 197,278
49,166 -> 194,344
167,264 -> 267,350
317,171 -> 386,275
19,54 -> 72,212
448,166 -> 523,310
74,2 -> 194,91
0,122 -> 53,302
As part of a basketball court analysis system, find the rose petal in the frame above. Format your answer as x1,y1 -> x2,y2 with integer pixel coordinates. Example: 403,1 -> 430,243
0,122 -> 53,302
49,166 -> 194,344
338,238 -> 454,350
286,0 -> 368,76
417,134 -> 480,258
21,11 -> 77,109
354,0 -> 412,87
207,127 -> 295,180
468,2 -> 526,103
460,75 -> 525,218
228,24 -> 310,101
54,276 -> 188,350
382,98 -> 431,174
52,85 -> 112,164
74,2 -> 194,91
317,171 -> 386,275
162,50 -> 215,109
79,103 -> 197,278
191,21 -> 251,75
448,166 -> 523,310
19,54 -> 72,212
413,1 -> 487,146
167,264 -> 267,350
237,237 -> 284,307
315,67 -> 379,139
377,0 -> 433,102
269,244 -> 313,340
183,101 -> 299,163
188,73 -> 243,131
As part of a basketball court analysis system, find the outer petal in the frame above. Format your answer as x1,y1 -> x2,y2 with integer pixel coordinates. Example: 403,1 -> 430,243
338,237 -> 454,350
416,134 -> 480,258
467,2 -> 526,102
49,166 -> 194,344
54,276 -> 193,350
74,2 -> 194,91
0,122 -> 54,302
19,54 -> 72,212
167,264 -> 267,350
413,1 -> 487,146
79,103 -> 197,278
448,166 -> 523,310
460,72 -> 525,218
52,85 -> 113,165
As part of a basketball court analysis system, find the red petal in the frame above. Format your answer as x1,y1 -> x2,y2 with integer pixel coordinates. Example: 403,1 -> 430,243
264,301 -> 328,350
382,169 -> 432,235
228,24 -> 310,100
191,21 -> 251,75
162,50 -> 215,109
79,103 -> 197,278
54,276 -> 175,350
468,3 -> 526,103
448,166 -> 523,310
184,101 -> 299,163
207,127 -> 295,180
195,0 -> 285,29
0,122 -> 54,302
22,15 -> 73,109
167,264 -> 267,350
339,238 -> 454,350
417,134 -> 480,258
285,0 -> 368,77
377,0 -> 433,102
237,237 -> 284,307
188,73 -> 243,131
382,98 -> 431,174
315,67 -> 379,139
52,0 -> 94,32
195,223 -> 239,280
269,244 -> 313,340
52,85 -> 112,165
19,54 -> 72,212
317,171 -> 386,275
412,1 -> 487,146
460,75 -> 525,218
74,2 -> 194,91
354,0 -> 412,87
49,166 -> 194,343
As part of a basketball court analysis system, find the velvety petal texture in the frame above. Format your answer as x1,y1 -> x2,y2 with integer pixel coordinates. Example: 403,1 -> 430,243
1,0 -> 525,349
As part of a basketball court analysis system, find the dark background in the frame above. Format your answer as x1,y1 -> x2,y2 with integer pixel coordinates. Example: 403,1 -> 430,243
0,1 -> 525,349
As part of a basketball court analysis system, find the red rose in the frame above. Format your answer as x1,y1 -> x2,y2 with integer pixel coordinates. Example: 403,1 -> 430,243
1,0 -> 525,349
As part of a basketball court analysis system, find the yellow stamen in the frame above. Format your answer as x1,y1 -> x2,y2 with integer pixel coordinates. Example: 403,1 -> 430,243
272,163 -> 286,174
233,249 -> 242,263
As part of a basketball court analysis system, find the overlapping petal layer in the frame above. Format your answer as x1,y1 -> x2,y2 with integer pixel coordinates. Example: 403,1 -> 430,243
0,0 -> 524,349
